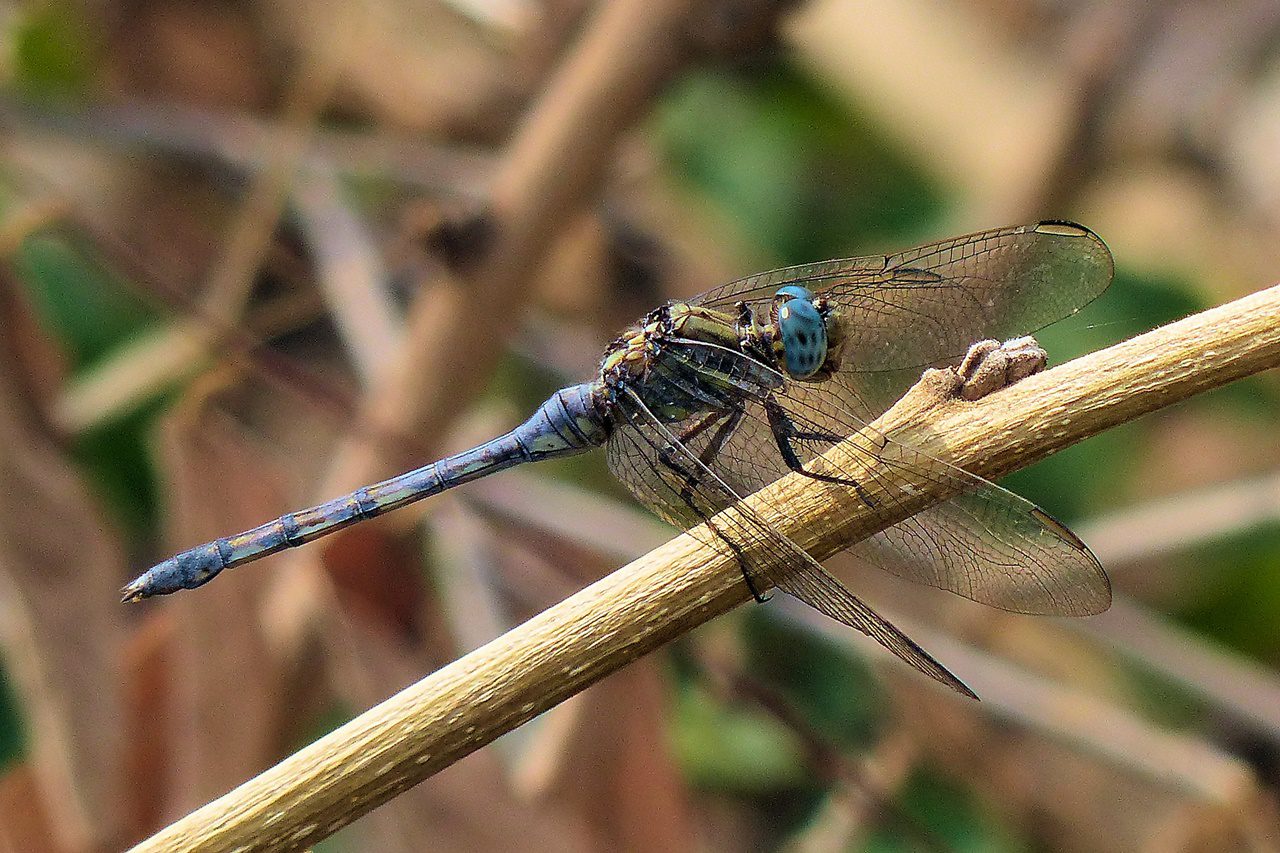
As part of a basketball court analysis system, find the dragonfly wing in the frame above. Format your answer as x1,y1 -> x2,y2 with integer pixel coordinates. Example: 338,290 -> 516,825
690,253 -> 887,309
663,343 -> 1111,616
604,387 -> 974,697
691,221 -> 1113,374
851,491 -> 1111,616
767,549 -> 977,699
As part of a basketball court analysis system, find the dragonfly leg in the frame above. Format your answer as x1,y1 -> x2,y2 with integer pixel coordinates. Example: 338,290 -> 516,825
763,398 -> 878,508
676,409 -> 743,505
657,409 -> 768,602
656,410 -> 726,511
668,410 -> 725,452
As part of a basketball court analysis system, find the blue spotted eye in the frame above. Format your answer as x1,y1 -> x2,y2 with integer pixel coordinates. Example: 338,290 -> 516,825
777,296 -> 827,379
775,284 -> 815,302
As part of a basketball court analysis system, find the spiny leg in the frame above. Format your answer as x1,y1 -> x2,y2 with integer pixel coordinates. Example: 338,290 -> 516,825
686,409 -> 771,599
661,410 -> 731,511
669,409 -> 725,452
658,409 -> 767,602
762,397 -> 878,508
680,408 -> 744,506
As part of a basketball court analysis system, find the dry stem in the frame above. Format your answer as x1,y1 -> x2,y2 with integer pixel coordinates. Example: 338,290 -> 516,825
130,282 -> 1280,851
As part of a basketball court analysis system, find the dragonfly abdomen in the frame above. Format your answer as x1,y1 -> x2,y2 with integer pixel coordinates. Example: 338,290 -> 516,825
121,383 -> 608,601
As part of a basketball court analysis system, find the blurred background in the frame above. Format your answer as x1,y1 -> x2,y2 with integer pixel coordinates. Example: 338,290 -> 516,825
1,0 -> 1279,850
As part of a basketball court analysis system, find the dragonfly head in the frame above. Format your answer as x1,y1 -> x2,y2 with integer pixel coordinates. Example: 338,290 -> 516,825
772,285 -> 829,379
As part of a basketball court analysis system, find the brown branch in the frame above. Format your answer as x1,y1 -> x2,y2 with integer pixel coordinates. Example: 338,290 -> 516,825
0,275 -> 131,851
128,282 -> 1280,851
43,34 -> 349,434
291,167 -> 401,383
0,97 -> 494,195
1076,596 -> 1280,744
694,651 -> 938,850
1078,469 -> 1280,569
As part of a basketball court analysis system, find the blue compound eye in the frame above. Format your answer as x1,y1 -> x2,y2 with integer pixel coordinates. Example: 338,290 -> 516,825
775,284 -> 815,302
777,297 -> 827,379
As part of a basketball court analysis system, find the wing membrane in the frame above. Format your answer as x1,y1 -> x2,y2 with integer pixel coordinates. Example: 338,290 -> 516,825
851,492 -> 1110,616
691,221 -> 1113,375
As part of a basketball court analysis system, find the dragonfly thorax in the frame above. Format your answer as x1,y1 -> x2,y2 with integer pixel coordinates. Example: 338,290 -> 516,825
598,301 -> 785,424
595,292 -> 849,427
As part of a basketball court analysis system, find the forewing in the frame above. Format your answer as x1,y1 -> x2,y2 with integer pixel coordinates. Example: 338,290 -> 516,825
604,387 -> 974,698
691,253 -> 888,309
691,221 -> 1113,375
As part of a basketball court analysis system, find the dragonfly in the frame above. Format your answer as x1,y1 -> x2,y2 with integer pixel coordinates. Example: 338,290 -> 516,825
122,220 -> 1115,697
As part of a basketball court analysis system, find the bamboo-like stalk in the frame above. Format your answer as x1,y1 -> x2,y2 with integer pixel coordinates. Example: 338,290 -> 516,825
130,282 -> 1280,852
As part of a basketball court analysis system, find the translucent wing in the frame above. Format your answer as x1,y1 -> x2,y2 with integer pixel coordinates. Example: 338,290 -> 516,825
691,221 -> 1113,375
852,492 -> 1110,615
663,340 -> 1111,616
604,386 -> 976,698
